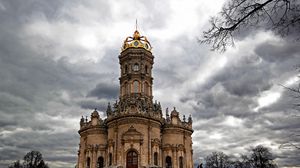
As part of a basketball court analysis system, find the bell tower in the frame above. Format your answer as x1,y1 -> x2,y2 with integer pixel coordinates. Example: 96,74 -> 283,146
118,29 -> 154,112
77,27 -> 194,168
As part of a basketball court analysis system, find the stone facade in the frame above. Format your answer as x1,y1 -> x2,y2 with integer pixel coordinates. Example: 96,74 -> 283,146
77,30 -> 194,168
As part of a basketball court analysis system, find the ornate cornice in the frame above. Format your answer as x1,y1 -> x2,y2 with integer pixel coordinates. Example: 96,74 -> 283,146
162,144 -> 186,152
107,114 -> 162,128
79,125 -> 107,136
84,144 -> 107,153
120,48 -> 153,59
162,125 -> 193,135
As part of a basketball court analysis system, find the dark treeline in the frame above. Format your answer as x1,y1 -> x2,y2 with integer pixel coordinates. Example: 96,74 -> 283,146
200,145 -> 277,168
8,151 -> 49,168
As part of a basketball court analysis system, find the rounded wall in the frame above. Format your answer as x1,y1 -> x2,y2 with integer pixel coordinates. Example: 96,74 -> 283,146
162,127 -> 193,168
106,116 -> 162,167
78,127 -> 107,168
162,128 -> 186,145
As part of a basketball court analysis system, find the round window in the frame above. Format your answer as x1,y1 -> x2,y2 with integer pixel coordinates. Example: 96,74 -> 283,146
134,41 -> 139,46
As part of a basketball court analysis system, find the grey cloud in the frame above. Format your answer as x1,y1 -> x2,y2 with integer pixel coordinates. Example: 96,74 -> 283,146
255,41 -> 300,63
87,82 -> 119,99
0,1 -> 117,167
183,35 -> 300,167
78,99 -> 108,112
0,0 -> 300,168
139,1 -> 171,30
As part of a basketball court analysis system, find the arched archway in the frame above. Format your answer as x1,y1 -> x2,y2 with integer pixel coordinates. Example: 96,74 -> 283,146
97,156 -> 104,168
125,64 -> 128,74
86,157 -> 91,168
132,80 -> 140,93
126,150 -> 138,168
154,152 -> 158,166
143,82 -> 149,95
109,153 -> 112,166
145,65 -> 148,74
179,156 -> 183,168
123,81 -> 129,95
166,156 -> 172,168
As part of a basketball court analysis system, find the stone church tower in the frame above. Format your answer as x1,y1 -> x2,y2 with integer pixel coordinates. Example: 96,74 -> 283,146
77,29 -> 194,168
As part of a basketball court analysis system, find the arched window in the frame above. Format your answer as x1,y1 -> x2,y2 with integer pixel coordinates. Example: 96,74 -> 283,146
133,81 -> 139,93
125,65 -> 128,74
166,156 -> 172,168
124,82 -> 129,95
145,65 -> 148,74
154,152 -> 158,166
133,63 -> 139,72
144,82 -> 149,95
86,157 -> 91,168
97,156 -> 104,168
179,156 -> 183,168
109,153 -> 112,166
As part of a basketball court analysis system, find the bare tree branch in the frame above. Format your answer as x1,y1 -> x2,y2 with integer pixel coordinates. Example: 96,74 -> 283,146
200,0 -> 300,51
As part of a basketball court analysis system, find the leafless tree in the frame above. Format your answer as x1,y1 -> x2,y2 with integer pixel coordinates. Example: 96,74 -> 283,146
23,151 -> 49,168
205,152 -> 232,168
204,145 -> 278,168
232,155 -> 252,168
8,151 -> 49,168
8,160 -> 23,168
200,0 -> 300,51
249,145 -> 277,168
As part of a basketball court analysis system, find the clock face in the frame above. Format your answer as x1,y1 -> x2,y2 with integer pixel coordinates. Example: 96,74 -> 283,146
133,64 -> 139,71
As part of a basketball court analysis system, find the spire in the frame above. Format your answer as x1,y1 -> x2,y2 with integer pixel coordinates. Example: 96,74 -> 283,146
135,19 -> 138,31
166,108 -> 169,117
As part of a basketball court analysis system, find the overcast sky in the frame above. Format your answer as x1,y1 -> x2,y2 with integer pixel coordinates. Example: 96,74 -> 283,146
0,0 -> 299,168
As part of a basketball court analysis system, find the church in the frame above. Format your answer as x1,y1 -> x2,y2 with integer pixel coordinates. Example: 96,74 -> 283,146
77,29 -> 194,168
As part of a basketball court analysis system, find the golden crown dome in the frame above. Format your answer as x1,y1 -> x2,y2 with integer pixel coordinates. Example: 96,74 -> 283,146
122,30 -> 152,52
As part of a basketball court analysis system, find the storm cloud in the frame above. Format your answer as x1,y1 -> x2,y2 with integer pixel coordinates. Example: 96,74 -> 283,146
0,0 -> 299,168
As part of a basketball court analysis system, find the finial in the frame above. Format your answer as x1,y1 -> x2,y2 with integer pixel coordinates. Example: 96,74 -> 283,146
106,102 -> 112,115
183,115 -> 186,122
188,114 -> 192,123
94,108 -> 97,111
80,116 -> 85,126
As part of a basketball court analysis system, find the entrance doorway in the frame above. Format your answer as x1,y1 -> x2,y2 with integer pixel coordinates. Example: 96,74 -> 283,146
126,151 -> 138,168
